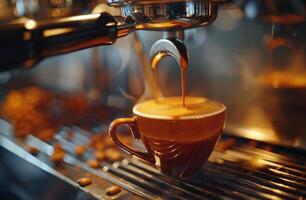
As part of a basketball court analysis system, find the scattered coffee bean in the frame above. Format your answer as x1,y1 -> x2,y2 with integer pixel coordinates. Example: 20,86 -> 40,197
50,151 -> 65,163
88,135 -> 101,147
95,150 -> 106,161
77,177 -> 92,187
74,145 -> 86,156
27,146 -> 38,155
94,142 -> 104,150
105,148 -> 122,161
37,128 -> 55,141
86,159 -> 100,168
106,185 -> 121,196
53,143 -> 64,153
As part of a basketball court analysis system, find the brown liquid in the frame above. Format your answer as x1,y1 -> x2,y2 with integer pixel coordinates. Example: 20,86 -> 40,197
153,67 -> 160,103
181,68 -> 186,106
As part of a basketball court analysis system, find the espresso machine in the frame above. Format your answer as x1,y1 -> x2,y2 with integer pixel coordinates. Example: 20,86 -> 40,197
0,0 -> 305,199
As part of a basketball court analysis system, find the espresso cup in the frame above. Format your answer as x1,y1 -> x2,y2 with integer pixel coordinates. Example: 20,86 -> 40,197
109,97 -> 226,179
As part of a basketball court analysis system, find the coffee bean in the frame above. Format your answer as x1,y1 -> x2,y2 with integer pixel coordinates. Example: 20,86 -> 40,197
77,177 -> 92,187
94,142 -> 104,150
50,151 -> 65,163
88,135 -> 102,148
37,128 -> 55,141
95,150 -> 106,161
105,148 -> 122,161
106,185 -> 121,196
27,146 -> 38,155
53,143 -> 64,153
86,159 -> 100,168
74,145 -> 86,156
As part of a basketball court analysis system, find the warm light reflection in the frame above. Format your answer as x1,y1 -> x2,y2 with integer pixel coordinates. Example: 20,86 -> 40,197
227,126 -> 279,143
251,158 -> 266,168
260,38 -> 306,88
244,128 -> 277,141
43,28 -> 73,37
25,19 -> 36,30
136,22 -> 182,30
106,22 -> 116,26
263,14 -> 305,24
58,14 -> 100,23
259,71 -> 306,88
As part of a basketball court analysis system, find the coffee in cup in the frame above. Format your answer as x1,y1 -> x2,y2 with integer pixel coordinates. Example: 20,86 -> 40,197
109,96 -> 226,178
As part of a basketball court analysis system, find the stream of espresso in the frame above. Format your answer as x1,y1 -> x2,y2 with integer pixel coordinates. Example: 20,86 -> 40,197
152,56 -> 187,107
181,68 -> 186,106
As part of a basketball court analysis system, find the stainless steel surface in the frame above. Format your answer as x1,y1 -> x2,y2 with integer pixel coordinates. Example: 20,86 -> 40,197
0,119 -> 305,199
0,0 -> 228,70
113,0 -> 220,31
149,38 -> 189,68
149,38 -> 189,100
0,13 -> 120,70
149,38 -> 189,99
108,0 -> 226,4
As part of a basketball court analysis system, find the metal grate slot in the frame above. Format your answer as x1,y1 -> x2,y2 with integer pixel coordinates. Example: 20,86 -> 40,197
209,160 -> 306,196
127,159 -> 239,199
116,162 -> 211,200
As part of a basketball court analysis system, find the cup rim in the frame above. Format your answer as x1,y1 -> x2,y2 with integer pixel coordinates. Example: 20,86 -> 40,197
133,102 -> 226,120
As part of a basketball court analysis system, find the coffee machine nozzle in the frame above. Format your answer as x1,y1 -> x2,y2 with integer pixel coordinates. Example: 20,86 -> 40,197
108,0 -> 222,31
0,0 -> 226,71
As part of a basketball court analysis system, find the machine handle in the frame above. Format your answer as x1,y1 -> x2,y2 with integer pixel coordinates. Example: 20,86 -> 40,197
109,117 -> 155,163
0,12 -> 118,71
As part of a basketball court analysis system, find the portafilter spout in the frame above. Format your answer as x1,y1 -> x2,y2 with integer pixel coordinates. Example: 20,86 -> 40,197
149,37 -> 189,104
108,0 -> 223,31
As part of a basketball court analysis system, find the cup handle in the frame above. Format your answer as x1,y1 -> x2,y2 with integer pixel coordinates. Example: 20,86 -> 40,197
109,117 -> 155,163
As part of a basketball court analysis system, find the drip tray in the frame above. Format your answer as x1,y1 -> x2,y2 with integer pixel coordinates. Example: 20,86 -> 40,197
0,119 -> 305,200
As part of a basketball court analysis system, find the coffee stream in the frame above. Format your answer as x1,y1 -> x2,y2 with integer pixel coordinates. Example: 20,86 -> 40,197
151,52 -> 187,107
181,68 -> 186,106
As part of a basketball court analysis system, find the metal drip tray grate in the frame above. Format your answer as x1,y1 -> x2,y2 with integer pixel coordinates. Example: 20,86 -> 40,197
0,119 -> 305,200
104,139 -> 306,200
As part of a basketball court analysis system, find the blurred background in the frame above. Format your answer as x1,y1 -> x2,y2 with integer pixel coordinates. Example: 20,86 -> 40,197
1,0 -> 305,148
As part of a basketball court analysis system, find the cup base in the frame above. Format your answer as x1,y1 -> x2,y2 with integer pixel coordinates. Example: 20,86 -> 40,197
143,133 -> 220,179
